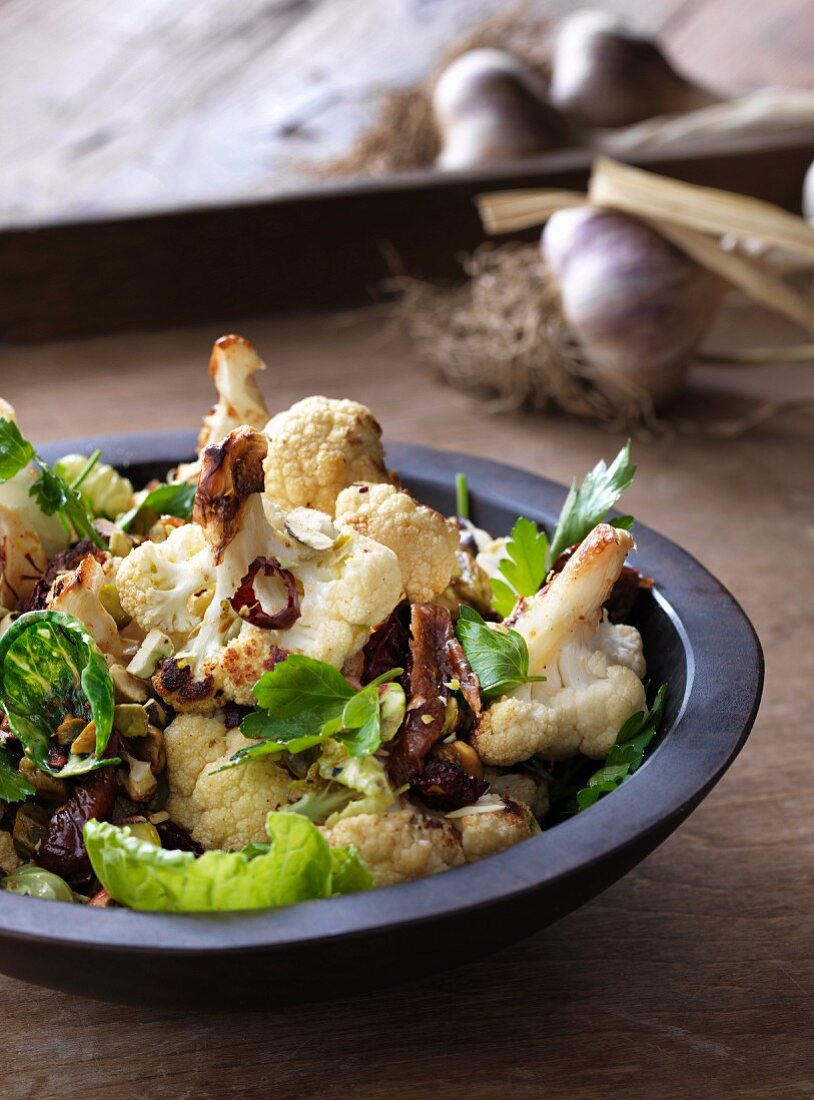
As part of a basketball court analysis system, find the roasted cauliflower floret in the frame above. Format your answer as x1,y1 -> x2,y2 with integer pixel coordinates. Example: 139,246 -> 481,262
164,713 -> 294,851
484,768 -> 550,819
335,483 -> 459,603
0,503 -> 50,610
0,403 -> 70,608
116,522 -> 216,640
473,524 -> 646,765
198,335 -> 270,452
46,552 -> 124,659
263,396 -> 395,515
117,428 -> 402,711
323,809 -> 465,887
452,797 -> 538,861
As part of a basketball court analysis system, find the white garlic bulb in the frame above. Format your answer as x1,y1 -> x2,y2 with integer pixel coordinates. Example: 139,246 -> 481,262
433,48 -> 569,170
548,10 -> 721,129
803,161 -> 814,223
542,207 -> 724,403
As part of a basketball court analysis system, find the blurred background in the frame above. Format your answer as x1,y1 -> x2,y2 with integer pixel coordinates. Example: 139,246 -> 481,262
2,0 -> 814,223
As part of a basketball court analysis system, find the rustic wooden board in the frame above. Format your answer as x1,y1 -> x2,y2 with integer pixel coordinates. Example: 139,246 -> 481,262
2,133 -> 813,344
0,0 -> 691,228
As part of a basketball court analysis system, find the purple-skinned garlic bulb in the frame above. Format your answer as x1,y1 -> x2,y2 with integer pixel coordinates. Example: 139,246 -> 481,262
548,10 -> 722,129
542,207 -> 724,403
433,49 -> 570,170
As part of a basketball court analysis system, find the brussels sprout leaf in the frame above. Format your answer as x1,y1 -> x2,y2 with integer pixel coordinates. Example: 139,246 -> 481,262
0,611 -> 118,777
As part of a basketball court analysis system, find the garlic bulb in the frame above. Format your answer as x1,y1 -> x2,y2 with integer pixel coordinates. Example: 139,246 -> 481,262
803,161 -> 814,223
548,10 -> 722,129
433,48 -> 569,170
542,207 -> 724,403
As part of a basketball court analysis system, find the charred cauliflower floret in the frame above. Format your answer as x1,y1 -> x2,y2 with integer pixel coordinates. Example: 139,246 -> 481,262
335,483 -> 459,603
0,502 -> 50,610
473,524 -> 646,765
46,553 -> 125,659
164,712 -> 294,851
323,809 -> 465,887
452,797 -> 538,861
198,335 -> 270,452
263,396 -> 395,515
117,428 -> 402,711
484,769 -> 550,819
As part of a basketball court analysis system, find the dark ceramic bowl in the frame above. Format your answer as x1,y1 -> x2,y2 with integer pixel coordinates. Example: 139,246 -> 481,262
0,434 -> 763,1009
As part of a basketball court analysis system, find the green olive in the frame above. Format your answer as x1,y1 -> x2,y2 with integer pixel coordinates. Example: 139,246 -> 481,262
1,864 -> 74,902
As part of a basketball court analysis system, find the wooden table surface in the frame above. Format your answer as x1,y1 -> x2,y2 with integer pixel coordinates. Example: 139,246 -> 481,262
1,0 -> 814,1096
3,0 -> 814,226
0,302 -> 811,1098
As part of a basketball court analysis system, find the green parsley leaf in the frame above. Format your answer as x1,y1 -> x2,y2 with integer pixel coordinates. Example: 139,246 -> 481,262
455,605 -> 545,699
0,417 -> 103,548
0,418 -> 35,482
224,656 -> 402,768
548,441 -> 636,564
118,481 -> 196,532
0,744 -> 35,803
491,516 -> 549,615
576,684 -> 667,810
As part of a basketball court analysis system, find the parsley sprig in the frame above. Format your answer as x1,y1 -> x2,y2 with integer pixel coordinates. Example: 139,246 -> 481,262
221,654 -> 404,769
0,744 -> 35,803
490,441 -> 637,617
0,417 -> 103,547
576,685 -> 667,810
455,605 -> 545,699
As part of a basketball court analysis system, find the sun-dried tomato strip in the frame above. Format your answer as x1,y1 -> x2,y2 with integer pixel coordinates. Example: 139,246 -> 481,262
229,556 -> 301,630
387,603 -> 480,786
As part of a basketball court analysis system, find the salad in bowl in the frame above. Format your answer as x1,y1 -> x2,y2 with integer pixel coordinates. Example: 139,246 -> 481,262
0,335 -> 663,913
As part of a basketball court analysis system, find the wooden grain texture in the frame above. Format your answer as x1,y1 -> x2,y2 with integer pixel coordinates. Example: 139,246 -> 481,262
0,0 -> 717,227
0,301 -> 811,1099
3,133 -> 812,344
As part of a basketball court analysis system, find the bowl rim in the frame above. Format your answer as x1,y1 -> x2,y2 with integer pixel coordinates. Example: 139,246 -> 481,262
0,433 -> 763,955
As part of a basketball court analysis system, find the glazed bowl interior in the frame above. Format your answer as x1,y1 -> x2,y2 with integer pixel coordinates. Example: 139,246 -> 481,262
0,433 -> 761,1008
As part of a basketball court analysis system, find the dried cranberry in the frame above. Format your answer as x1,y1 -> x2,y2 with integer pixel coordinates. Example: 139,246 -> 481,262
156,820 -> 203,856
223,702 -> 253,730
410,758 -> 488,811
36,765 -> 118,885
